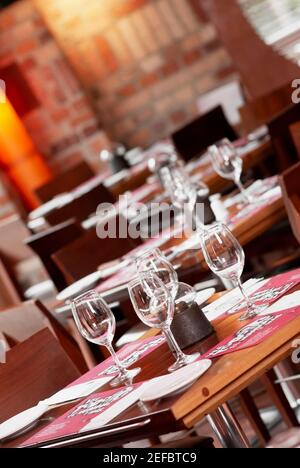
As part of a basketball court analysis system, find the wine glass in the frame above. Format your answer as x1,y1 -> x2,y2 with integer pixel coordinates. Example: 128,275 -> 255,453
128,273 -> 199,372
136,248 -> 179,298
201,224 -> 264,321
71,290 -> 141,386
208,139 -> 253,205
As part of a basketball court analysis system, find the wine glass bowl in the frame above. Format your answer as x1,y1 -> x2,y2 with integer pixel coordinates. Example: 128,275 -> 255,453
201,224 -> 264,321
71,291 -> 141,386
72,291 -> 115,345
128,273 -> 200,372
136,248 -> 178,297
208,139 -> 252,205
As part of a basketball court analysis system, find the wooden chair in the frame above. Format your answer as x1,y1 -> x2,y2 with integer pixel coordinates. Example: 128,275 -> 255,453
52,215 -> 142,284
0,258 -> 21,310
289,121 -> 300,157
280,162 -> 300,243
171,105 -> 238,162
0,215 -> 33,268
0,215 -> 46,299
35,161 -> 95,204
0,300 -> 88,373
239,82 -> 293,133
0,329 -> 80,422
44,183 -> 116,226
25,219 -> 84,291
268,103 -> 300,171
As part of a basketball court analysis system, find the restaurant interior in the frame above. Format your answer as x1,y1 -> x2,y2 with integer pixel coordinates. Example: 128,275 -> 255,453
1,0 -> 300,450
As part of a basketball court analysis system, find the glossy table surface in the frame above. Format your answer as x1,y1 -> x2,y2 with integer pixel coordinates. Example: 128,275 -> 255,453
5,282 -> 300,448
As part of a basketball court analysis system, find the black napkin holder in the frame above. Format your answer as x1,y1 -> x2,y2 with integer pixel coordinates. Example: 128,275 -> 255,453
171,301 -> 214,349
196,195 -> 216,226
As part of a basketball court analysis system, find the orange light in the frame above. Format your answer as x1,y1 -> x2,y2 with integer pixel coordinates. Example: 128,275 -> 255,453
0,98 -> 52,209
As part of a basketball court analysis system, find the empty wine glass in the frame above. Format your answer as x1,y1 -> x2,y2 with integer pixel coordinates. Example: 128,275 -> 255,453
128,273 -> 199,372
208,139 -> 253,205
71,291 -> 141,386
136,248 -> 179,298
201,224 -> 264,321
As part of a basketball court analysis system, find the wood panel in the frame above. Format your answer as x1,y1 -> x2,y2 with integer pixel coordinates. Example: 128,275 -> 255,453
201,0 -> 300,99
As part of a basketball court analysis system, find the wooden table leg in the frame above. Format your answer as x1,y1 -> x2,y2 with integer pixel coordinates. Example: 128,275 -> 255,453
261,369 -> 300,428
207,403 -> 251,448
239,389 -> 271,447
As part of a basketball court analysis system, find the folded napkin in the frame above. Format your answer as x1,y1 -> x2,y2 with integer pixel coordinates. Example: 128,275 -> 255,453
203,278 -> 268,321
259,291 -> 300,316
80,383 -> 148,432
43,377 -> 113,407
0,404 -> 49,441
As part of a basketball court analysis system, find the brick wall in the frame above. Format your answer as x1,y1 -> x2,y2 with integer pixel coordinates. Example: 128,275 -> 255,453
0,0 -> 111,175
0,174 -> 19,220
33,0 -> 237,148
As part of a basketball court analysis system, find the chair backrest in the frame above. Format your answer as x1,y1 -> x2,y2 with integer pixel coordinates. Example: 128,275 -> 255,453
268,103 -> 300,171
0,300 -> 88,373
289,121 -> 300,158
44,183 -> 116,226
52,215 -> 142,283
35,161 -> 95,203
239,83 -> 293,133
0,258 -> 21,310
0,215 -> 33,267
0,329 -> 80,422
280,162 -> 300,243
25,219 -> 84,291
171,105 -> 238,161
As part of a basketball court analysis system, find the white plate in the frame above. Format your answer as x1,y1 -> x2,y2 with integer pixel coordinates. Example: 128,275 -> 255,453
195,288 -> 216,306
0,403 -> 49,441
29,193 -> 73,220
97,259 -> 130,278
43,377 -> 113,407
56,271 -> 103,302
140,360 -> 212,402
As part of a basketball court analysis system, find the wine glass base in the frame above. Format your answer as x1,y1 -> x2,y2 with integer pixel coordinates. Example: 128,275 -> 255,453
168,352 -> 200,373
110,367 -> 141,387
239,304 -> 268,322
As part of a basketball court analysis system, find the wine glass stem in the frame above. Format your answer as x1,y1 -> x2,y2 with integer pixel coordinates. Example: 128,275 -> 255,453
237,279 -> 255,311
163,326 -> 186,361
236,179 -> 251,204
106,342 -> 126,375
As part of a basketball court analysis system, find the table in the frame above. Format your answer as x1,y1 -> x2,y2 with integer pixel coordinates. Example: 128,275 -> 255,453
88,185 -> 286,305
108,137 -> 273,198
188,138 -> 273,193
5,280 -> 300,449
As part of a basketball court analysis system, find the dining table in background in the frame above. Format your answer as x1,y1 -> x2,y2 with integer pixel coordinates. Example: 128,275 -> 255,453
64,177 -> 285,308
27,132 -> 273,229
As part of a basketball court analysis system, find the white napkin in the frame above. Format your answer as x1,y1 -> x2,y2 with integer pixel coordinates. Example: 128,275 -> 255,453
258,291 -> 300,316
0,340 -> 6,364
237,140 -> 259,156
42,377 -> 113,407
224,181 -> 264,208
104,170 -> 129,188
203,278 -> 268,321
0,404 -> 49,441
167,235 -> 201,259
80,384 -> 148,432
